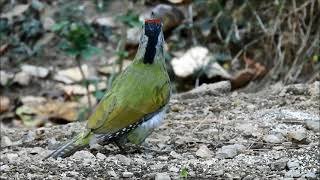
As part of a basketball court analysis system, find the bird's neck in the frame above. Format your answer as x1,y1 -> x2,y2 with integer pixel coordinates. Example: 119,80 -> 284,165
134,42 -> 165,66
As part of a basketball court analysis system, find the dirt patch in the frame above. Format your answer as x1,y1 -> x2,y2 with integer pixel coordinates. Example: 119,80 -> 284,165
1,82 -> 319,179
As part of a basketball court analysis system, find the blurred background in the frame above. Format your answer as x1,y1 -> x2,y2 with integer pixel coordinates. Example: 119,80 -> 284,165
0,0 -> 319,128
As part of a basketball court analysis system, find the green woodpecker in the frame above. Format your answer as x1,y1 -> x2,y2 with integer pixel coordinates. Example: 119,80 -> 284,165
45,18 -> 171,159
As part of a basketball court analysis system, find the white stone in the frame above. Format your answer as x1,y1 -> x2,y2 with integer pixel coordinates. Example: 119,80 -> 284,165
0,70 -> 14,85
169,166 -> 179,173
115,154 -> 131,166
1,136 -> 12,147
195,145 -> 213,158
305,120 -> 320,132
287,128 -> 307,142
263,134 -> 283,143
0,165 -> 10,171
21,64 -> 49,78
71,150 -> 95,164
171,46 -> 231,79
122,172 -> 134,178
108,170 -> 118,178
96,153 -> 106,160
287,160 -> 300,170
155,173 -> 171,180
215,144 -> 245,159
5,153 -> 18,163
14,71 -> 31,86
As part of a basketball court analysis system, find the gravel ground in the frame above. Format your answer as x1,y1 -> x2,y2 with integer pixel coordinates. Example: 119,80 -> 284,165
1,81 -> 319,179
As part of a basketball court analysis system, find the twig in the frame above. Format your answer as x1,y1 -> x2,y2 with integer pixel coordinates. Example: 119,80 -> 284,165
231,36 -> 265,65
188,3 -> 197,45
75,54 -> 92,111
284,0 -> 315,83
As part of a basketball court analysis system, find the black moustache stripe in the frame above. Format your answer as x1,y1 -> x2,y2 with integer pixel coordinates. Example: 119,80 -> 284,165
143,23 -> 161,64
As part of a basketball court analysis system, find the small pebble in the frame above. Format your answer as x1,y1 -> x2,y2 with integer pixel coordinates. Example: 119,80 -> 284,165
107,170 -> 118,178
96,153 -> 106,160
169,151 -> 181,159
158,156 -> 169,161
71,151 -> 95,164
169,166 -> 179,173
285,170 -> 301,178
115,154 -> 131,165
287,160 -> 300,170
0,165 -> 10,171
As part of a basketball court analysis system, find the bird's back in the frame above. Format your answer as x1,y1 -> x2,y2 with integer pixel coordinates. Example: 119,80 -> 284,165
87,61 -> 170,136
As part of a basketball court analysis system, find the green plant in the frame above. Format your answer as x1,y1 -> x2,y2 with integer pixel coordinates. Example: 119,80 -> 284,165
52,21 -> 101,111
117,10 -> 142,28
180,167 -> 188,178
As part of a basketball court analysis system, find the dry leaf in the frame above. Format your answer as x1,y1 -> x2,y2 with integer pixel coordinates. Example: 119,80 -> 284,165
0,96 -> 10,113
0,4 -> 30,21
53,65 -> 93,84
36,101 -> 79,122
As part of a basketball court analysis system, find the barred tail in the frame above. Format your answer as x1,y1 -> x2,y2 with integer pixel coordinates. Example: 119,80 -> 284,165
44,132 -> 91,159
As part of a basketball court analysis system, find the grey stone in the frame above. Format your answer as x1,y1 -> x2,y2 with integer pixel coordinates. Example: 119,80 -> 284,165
13,71 -> 31,86
212,170 -> 224,176
70,151 -> 95,163
169,166 -> 179,173
287,160 -> 300,170
107,170 -> 118,178
96,153 -> 106,160
150,163 -> 166,170
155,173 -> 171,180
21,64 -> 49,78
0,71 -> 14,85
301,172 -> 317,179
263,134 -> 283,143
115,154 -> 131,165
5,153 -> 18,163
308,81 -> 320,96
1,136 -> 12,147
285,170 -> 301,178
305,120 -> 320,132
271,158 -> 288,170
47,138 -> 59,150
287,128 -> 307,142
158,156 -> 169,161
215,144 -> 245,159
29,147 -> 44,155
0,165 -> 10,171
21,131 -> 36,143
169,151 -> 181,159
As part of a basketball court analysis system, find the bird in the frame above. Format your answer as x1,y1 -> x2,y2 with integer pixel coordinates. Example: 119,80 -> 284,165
45,18 -> 171,159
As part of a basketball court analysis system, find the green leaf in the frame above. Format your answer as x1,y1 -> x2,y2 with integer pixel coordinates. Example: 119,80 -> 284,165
115,50 -> 128,59
117,10 -> 142,28
52,21 -> 69,32
81,45 -> 102,60
180,167 -> 188,178
94,90 -> 105,100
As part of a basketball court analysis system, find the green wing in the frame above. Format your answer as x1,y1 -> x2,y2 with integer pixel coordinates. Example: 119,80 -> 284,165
87,62 -> 170,135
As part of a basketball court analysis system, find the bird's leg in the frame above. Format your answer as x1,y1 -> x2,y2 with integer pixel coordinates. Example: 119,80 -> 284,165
113,140 -> 127,154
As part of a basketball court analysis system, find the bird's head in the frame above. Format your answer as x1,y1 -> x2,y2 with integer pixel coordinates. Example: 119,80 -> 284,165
135,18 -> 164,64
